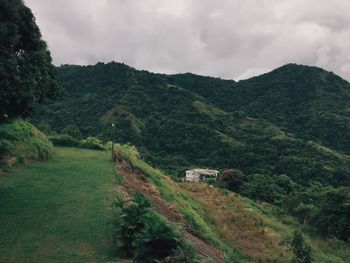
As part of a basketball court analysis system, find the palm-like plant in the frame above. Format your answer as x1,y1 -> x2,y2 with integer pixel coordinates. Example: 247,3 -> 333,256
132,212 -> 181,262
114,192 -> 152,256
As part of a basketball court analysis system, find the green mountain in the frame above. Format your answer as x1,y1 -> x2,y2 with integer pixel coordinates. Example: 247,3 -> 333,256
33,62 -> 350,185
21,61 -> 350,243
167,64 -> 350,155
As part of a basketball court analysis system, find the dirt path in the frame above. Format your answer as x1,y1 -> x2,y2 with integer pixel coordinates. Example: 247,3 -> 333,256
117,162 -> 224,262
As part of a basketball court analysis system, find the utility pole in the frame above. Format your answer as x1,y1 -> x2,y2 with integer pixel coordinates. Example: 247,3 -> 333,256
111,123 -> 115,161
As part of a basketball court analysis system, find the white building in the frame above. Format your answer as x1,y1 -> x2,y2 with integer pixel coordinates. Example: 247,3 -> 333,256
185,169 -> 219,182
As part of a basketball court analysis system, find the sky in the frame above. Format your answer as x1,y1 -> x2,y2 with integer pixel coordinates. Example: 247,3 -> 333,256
25,0 -> 350,81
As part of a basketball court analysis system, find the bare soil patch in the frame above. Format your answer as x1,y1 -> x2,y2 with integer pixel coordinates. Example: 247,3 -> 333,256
117,162 -> 224,262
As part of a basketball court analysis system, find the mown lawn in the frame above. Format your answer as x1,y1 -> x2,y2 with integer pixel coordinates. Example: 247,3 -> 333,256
0,147 -> 118,263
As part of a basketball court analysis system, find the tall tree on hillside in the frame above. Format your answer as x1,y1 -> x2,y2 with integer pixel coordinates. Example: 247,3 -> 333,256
0,0 -> 60,122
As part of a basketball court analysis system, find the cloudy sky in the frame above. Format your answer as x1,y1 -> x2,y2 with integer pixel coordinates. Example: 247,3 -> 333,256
25,0 -> 350,81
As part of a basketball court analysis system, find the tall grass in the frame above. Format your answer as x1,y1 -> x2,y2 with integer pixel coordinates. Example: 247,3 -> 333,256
114,144 -> 350,263
114,144 -> 253,262
0,119 -> 53,169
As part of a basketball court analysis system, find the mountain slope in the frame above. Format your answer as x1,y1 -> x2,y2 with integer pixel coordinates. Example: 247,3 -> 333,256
32,62 -> 350,244
167,64 -> 350,154
114,144 -> 350,262
33,62 -> 350,186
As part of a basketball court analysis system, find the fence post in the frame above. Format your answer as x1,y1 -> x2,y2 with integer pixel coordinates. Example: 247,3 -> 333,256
111,123 -> 115,161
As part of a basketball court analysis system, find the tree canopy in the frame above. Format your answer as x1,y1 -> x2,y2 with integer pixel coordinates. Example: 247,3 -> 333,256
0,0 -> 60,122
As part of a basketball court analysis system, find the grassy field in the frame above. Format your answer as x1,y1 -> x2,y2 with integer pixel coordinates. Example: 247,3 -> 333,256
0,147 -> 118,263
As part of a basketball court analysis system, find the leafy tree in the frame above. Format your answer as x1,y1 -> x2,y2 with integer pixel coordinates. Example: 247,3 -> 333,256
0,0 -> 60,122
312,187 -> 350,241
61,124 -> 82,139
217,169 -> 246,192
287,230 -> 313,263
241,174 -> 284,204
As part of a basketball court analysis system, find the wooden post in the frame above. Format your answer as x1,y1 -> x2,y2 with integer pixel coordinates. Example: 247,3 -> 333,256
111,123 -> 115,161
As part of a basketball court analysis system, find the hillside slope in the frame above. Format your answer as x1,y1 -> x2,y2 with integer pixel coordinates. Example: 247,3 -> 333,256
167,64 -> 350,154
33,62 -> 350,187
0,119 -> 53,172
0,147 -> 116,262
114,144 -> 350,262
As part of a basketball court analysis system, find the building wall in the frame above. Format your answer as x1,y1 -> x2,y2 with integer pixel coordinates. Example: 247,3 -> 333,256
186,171 -> 200,182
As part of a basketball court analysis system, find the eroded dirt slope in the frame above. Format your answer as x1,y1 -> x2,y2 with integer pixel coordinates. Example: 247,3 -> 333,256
117,162 -> 224,263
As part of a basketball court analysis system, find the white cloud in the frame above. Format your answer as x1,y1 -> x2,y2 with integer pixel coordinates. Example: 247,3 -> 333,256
25,0 -> 350,82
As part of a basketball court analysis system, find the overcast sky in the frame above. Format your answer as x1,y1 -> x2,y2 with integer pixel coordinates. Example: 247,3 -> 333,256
25,0 -> 350,81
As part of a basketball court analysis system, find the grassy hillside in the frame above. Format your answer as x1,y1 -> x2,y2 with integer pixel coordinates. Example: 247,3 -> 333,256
0,119 -> 53,172
114,144 -> 350,262
1,143 -> 349,262
0,147 -> 117,263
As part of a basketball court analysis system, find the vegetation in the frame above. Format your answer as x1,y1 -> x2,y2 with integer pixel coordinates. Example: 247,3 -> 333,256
0,119 -> 53,170
312,187 -> 350,241
33,62 -> 350,241
48,134 -> 107,151
287,230 -> 313,263
114,192 -> 198,262
0,0 -> 60,122
115,143 -> 350,262
114,144 -> 252,262
0,147 -> 117,262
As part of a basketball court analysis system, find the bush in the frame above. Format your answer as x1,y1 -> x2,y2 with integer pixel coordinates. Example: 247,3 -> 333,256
287,230 -> 313,263
0,119 -> 53,169
114,192 -> 152,256
48,134 -> 107,151
79,137 -> 106,151
48,134 -> 79,147
133,212 -> 181,262
217,169 -> 246,192
311,187 -> 350,242
61,124 -> 82,139
114,192 -> 198,262
241,174 -> 284,204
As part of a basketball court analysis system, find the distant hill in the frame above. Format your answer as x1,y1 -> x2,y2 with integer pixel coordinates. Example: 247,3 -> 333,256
32,61 -> 350,242
33,62 -> 350,186
167,64 -> 350,155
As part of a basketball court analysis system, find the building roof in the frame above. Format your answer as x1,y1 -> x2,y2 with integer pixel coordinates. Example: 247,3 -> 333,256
186,168 -> 219,176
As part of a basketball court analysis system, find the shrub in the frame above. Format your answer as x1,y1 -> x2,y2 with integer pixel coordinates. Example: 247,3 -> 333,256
241,174 -> 284,204
114,192 -> 199,262
311,187 -> 350,242
287,230 -> 313,263
217,169 -> 246,192
0,119 -> 53,169
48,134 -> 107,151
133,212 -> 181,262
48,134 -> 79,147
79,136 -> 106,151
114,192 -> 152,256
61,124 -> 82,139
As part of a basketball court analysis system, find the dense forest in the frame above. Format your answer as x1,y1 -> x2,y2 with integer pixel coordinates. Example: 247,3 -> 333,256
33,62 -> 350,242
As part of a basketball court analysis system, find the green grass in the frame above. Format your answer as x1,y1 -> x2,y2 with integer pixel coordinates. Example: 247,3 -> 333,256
0,119 -> 53,168
0,147 -> 118,263
115,144 -> 350,263
114,144 -> 253,262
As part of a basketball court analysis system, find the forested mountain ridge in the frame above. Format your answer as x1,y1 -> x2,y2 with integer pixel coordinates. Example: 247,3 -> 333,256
166,64 -> 350,155
33,62 -> 350,181
31,61 -> 350,242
